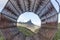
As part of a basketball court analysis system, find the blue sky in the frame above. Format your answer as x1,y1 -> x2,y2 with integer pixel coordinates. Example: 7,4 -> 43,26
0,0 -> 60,24
17,12 -> 41,26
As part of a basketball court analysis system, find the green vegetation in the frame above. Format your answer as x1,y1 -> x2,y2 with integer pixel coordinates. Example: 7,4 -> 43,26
53,30 -> 60,40
0,36 -> 4,40
0,32 -> 4,40
18,26 -> 34,37
0,24 -> 60,40
53,23 -> 60,40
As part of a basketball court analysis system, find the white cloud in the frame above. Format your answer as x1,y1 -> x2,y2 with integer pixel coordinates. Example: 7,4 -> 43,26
17,13 -> 30,22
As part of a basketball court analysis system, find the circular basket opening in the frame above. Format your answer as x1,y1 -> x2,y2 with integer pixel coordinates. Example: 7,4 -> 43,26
17,12 -> 41,36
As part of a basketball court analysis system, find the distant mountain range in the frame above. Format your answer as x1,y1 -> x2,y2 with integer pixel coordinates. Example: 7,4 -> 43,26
17,20 -> 40,33
19,20 -> 34,25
